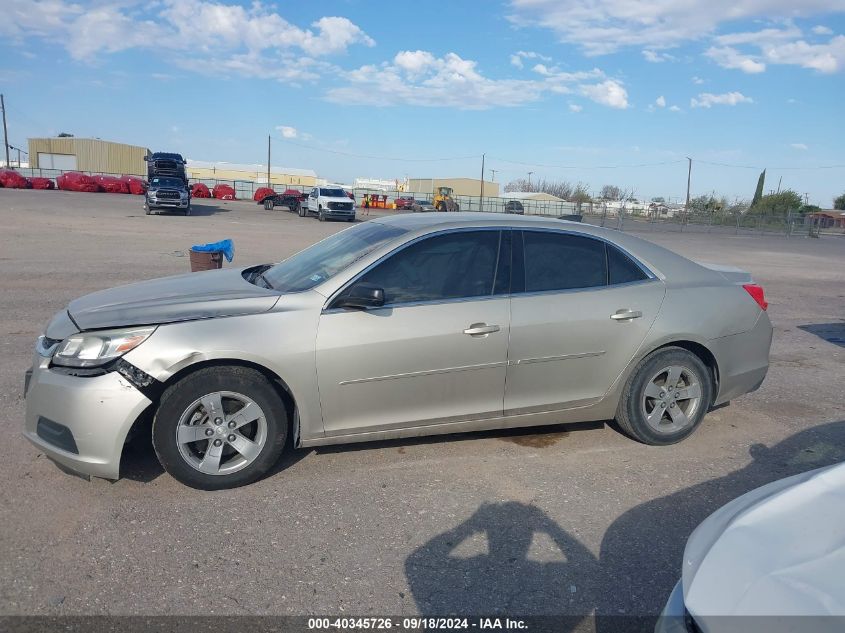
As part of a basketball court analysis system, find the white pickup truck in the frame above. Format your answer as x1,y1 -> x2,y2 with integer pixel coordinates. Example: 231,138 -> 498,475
306,186 -> 356,222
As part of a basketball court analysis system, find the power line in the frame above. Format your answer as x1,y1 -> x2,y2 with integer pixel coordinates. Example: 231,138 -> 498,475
692,158 -> 845,170
488,156 -> 687,170
273,136 -> 480,162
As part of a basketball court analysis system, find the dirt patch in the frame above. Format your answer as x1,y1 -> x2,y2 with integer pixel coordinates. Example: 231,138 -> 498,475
501,430 -> 570,448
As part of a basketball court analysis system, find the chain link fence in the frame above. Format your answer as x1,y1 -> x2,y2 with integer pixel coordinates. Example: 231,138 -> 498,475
6,168 -> 842,237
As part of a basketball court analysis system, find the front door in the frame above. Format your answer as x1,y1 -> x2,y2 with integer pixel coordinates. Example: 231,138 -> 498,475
316,229 -> 511,436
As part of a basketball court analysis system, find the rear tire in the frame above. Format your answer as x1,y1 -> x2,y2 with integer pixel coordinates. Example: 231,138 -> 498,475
298,203 -> 306,217
615,347 -> 712,446
152,366 -> 288,490
264,199 -> 274,210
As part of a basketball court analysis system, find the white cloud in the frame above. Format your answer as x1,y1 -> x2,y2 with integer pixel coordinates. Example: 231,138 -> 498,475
327,51 -> 612,109
707,28 -> 845,74
691,76 -> 706,84
1,0 -> 374,64
507,0 -> 845,55
690,91 -> 754,108
655,95 -> 666,108
705,46 -> 767,73
509,50 -> 551,68
790,143 -> 809,150
569,103 -> 582,112
580,79 -> 628,109
642,50 -> 675,63
812,25 -> 834,35
276,126 -> 298,138
669,105 -> 682,111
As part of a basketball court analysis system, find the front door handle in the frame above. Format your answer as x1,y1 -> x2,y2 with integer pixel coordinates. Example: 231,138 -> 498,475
611,309 -> 642,321
464,323 -> 500,336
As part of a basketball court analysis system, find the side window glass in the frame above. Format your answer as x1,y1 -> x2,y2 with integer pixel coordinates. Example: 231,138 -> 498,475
607,244 -> 649,285
522,231 -> 606,292
358,231 -> 500,304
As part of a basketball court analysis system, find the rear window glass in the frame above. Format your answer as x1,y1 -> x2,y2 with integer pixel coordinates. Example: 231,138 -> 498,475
523,232 -> 606,292
608,244 -> 649,285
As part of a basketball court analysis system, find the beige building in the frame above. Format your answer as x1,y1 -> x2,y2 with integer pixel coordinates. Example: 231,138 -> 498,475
407,177 -> 500,198
28,137 -> 150,176
186,160 -> 317,187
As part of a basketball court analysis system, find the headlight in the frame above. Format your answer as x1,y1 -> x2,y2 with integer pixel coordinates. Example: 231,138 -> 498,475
52,326 -> 156,368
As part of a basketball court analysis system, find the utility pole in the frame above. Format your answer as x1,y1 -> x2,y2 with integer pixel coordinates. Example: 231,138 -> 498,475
479,153 -> 485,210
528,171 -> 534,191
267,135 -> 271,188
489,169 -> 497,181
776,176 -> 782,194
684,157 -> 692,213
1,94 -> 9,168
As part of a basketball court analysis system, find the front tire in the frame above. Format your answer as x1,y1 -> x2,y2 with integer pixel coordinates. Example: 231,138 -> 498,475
144,202 -> 151,215
615,347 -> 712,445
264,199 -> 274,210
153,366 -> 287,490
318,205 -> 325,221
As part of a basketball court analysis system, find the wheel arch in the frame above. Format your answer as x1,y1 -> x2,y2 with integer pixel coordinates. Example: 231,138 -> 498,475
119,358 -> 300,475
630,339 -> 720,403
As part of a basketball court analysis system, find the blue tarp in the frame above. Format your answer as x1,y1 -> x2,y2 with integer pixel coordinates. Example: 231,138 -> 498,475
191,239 -> 234,262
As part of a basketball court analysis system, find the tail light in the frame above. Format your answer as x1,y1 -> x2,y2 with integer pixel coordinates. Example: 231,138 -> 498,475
742,284 -> 768,311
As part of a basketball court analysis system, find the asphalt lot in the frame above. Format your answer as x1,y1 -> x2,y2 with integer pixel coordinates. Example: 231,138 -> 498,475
1,189 -> 844,625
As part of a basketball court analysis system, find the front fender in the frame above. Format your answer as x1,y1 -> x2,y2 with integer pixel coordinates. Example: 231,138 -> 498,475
122,295 -> 325,441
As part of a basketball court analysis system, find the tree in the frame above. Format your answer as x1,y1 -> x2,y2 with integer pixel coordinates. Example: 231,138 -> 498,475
57,132 -> 74,137
651,196 -> 665,204
751,169 -> 765,209
749,189 -> 803,215
600,185 -> 622,200
800,204 -> 821,215
834,193 -> 845,210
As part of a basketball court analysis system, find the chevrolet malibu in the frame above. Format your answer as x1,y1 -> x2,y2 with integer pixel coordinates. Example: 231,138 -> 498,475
24,213 -> 772,489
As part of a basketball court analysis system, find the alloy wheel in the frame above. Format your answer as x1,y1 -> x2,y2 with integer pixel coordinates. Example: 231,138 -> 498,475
641,365 -> 702,434
175,391 -> 268,475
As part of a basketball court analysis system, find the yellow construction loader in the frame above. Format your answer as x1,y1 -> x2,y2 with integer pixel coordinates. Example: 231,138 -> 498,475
433,186 -> 460,212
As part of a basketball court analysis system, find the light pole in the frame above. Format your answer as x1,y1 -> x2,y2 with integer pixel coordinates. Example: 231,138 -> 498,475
527,171 -> 534,191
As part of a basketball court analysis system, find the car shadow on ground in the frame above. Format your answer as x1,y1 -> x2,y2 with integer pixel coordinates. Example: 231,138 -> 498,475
306,421 -> 605,455
404,420 -> 845,632
798,322 -> 845,348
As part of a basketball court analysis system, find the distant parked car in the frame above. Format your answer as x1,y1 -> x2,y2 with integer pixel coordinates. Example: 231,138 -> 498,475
657,462 -> 845,633
24,213 -> 772,489
504,200 -> 524,214
411,199 -> 436,212
145,176 -> 190,215
395,196 -> 415,210
306,186 -> 356,222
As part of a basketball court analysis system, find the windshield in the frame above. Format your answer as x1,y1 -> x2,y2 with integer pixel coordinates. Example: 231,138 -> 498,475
151,177 -> 183,188
320,188 -> 346,197
262,222 -> 408,292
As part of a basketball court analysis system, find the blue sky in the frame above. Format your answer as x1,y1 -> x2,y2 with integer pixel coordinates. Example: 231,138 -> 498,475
2,0 -> 844,205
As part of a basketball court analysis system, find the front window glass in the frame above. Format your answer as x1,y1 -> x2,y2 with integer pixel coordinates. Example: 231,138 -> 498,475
321,188 -> 346,197
355,230 -> 501,304
151,177 -> 183,188
263,222 -> 408,292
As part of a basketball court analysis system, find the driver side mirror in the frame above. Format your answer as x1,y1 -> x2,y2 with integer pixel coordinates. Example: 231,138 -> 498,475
334,283 -> 385,310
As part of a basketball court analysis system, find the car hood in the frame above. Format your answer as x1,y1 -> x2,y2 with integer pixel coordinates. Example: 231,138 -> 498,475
67,267 -> 280,330
683,462 -> 845,622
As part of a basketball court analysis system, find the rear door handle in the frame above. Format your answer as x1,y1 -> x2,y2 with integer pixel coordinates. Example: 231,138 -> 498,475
464,323 -> 500,336
610,309 -> 642,321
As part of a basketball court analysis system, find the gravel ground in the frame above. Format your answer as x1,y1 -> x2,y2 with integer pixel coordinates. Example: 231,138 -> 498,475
1,189 -> 843,623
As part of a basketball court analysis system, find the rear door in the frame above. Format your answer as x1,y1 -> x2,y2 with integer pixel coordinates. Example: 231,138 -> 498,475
505,229 -> 665,414
316,229 -> 512,436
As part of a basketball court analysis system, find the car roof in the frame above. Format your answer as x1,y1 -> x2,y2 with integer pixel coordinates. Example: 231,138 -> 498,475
370,212 -> 718,285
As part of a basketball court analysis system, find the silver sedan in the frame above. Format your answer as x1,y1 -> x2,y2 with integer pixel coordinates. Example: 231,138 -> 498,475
24,213 -> 772,489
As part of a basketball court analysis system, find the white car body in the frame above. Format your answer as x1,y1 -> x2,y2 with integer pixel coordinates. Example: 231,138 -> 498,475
657,462 -> 845,633
306,186 -> 356,221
